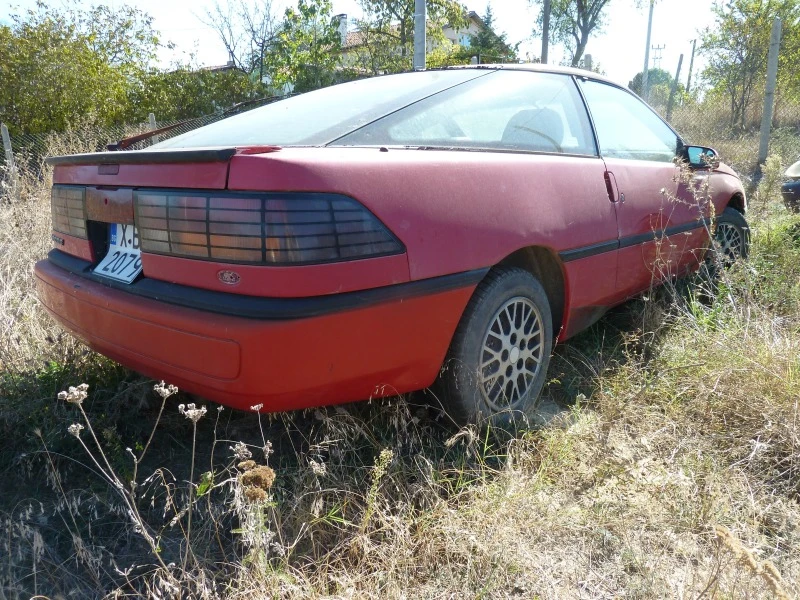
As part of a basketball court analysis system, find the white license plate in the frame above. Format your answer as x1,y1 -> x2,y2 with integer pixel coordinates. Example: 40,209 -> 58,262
94,223 -> 143,284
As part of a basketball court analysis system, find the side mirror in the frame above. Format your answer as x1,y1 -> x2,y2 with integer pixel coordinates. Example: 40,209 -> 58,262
682,145 -> 720,169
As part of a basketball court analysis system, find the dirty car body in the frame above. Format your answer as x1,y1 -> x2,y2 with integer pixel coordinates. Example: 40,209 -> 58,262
35,65 -> 747,424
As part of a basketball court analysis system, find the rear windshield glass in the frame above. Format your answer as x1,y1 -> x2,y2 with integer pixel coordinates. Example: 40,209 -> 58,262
152,70 -> 487,149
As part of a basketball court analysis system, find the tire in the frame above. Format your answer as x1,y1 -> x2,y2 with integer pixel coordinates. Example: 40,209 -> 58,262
439,267 -> 553,429
708,207 -> 750,268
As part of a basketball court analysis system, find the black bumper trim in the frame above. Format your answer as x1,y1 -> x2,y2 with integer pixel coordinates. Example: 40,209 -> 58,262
46,250 -> 487,320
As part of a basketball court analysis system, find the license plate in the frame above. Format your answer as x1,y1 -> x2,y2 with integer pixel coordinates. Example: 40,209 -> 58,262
94,223 -> 143,284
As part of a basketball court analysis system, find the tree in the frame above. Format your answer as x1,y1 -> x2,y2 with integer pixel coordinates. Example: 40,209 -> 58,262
628,68 -> 685,109
203,0 -> 280,84
352,0 -> 468,74
530,0 -> 613,67
700,0 -> 800,131
128,64 -> 263,122
266,0 -> 342,93
456,4 -> 518,64
0,1 -> 160,135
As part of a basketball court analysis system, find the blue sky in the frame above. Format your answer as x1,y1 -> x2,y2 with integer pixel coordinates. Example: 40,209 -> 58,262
2,0 -> 717,87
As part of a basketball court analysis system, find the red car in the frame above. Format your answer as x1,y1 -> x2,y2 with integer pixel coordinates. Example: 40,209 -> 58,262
35,65 -> 748,426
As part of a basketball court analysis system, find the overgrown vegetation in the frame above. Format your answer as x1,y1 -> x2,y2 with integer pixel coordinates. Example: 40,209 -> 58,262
1,122 -> 799,598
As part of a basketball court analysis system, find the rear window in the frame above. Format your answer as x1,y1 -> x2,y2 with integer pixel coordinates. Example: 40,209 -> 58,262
152,70 -> 487,149
333,70 -> 597,156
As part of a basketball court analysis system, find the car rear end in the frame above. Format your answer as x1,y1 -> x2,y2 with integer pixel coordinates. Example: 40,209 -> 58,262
35,147 -> 474,411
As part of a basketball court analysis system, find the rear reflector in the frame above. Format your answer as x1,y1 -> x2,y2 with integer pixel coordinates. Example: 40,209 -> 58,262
134,191 -> 404,265
51,185 -> 87,239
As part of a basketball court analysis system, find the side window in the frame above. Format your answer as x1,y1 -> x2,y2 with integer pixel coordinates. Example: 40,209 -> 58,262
335,71 -> 598,156
580,80 -> 679,162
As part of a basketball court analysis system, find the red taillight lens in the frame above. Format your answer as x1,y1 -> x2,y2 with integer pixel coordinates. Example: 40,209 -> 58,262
134,191 -> 404,265
51,185 -> 87,239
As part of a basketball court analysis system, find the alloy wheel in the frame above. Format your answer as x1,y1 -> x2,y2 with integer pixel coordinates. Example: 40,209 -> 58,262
478,297 -> 544,411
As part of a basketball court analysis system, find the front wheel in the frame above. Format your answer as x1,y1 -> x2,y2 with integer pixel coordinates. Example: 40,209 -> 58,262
710,207 -> 749,266
439,267 -> 553,429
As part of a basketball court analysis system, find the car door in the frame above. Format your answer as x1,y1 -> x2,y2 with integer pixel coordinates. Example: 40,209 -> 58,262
579,79 -> 708,297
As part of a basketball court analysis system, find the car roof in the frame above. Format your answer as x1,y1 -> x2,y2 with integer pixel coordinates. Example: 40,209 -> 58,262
442,63 -> 621,87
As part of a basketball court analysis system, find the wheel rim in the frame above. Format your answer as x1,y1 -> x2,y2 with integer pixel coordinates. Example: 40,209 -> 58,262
478,296 -> 544,411
715,222 -> 743,263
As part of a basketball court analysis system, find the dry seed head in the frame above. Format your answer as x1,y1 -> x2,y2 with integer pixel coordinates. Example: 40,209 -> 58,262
250,403 -> 264,411
178,403 -> 206,423
240,465 -> 276,491
67,423 -> 84,437
58,383 -> 89,405
238,460 -> 256,471
231,441 -> 252,460
154,380 -> 178,399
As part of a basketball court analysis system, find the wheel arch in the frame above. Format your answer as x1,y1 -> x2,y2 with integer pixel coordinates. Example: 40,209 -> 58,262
728,192 -> 746,214
495,246 -> 566,337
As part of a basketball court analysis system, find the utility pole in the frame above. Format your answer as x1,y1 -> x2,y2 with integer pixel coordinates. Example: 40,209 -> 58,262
541,0 -> 551,64
758,17 -> 782,169
686,39 -> 697,95
641,0 -> 655,100
413,0 -> 426,70
666,53 -> 683,122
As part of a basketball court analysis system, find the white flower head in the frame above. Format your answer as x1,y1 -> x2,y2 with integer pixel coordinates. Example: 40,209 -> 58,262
67,423 -> 84,437
154,381 -> 178,399
58,383 -> 89,405
250,403 -> 264,412
178,403 -> 207,423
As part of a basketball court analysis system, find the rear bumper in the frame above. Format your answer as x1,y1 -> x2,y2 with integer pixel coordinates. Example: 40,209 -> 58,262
35,256 -> 480,412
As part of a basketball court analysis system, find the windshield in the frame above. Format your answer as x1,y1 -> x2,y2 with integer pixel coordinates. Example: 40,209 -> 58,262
152,70 -> 488,149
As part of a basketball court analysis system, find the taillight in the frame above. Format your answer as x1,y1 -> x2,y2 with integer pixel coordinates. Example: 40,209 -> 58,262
133,191 -> 404,265
51,185 -> 87,239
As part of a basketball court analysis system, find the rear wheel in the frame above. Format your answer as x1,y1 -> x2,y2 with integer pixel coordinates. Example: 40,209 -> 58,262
439,267 -> 553,429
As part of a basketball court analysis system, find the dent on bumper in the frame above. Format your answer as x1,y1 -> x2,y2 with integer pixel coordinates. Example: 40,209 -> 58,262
35,258 -> 479,412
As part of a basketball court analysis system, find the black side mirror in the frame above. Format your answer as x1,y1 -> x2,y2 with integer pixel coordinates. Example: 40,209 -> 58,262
681,145 -> 720,169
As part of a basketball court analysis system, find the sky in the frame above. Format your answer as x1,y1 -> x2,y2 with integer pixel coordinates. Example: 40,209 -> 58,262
1,0 -> 718,88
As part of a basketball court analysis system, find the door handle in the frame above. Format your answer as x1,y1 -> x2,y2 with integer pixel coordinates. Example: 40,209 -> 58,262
604,171 -> 621,203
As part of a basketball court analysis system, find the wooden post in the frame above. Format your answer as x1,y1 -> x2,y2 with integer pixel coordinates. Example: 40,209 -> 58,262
1,123 -> 19,201
666,53 -> 683,122
413,0 -> 426,71
541,0 -> 551,64
583,54 -> 592,72
758,17 -> 782,168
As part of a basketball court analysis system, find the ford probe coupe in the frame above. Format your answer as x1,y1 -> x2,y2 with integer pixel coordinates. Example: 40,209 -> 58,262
35,65 -> 748,427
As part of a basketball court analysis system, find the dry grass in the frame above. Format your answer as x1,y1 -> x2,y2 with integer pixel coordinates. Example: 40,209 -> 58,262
1,130 -> 800,598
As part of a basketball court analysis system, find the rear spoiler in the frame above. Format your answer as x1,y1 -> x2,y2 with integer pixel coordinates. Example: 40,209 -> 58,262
45,147 -> 238,166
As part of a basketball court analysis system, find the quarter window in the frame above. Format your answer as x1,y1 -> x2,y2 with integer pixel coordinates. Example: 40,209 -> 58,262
335,71 -> 597,156
580,80 -> 680,162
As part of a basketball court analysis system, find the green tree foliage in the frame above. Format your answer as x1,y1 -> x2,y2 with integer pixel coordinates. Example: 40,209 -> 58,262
530,0 -> 613,67
0,1 -> 160,135
128,66 -> 264,122
267,0 -> 342,93
700,0 -> 800,131
455,4 -> 518,64
351,0 -> 468,74
628,67 -> 686,108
